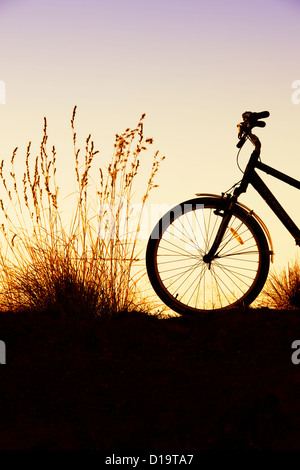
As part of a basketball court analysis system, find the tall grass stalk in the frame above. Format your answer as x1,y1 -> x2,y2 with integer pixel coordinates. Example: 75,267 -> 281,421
0,107 -> 164,317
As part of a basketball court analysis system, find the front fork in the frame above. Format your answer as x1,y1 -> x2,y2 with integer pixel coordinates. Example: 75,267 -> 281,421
203,150 -> 259,267
202,196 -> 236,268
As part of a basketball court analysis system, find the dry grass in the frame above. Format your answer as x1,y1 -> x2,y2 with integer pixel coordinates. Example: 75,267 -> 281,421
262,257 -> 300,309
0,107 -> 164,318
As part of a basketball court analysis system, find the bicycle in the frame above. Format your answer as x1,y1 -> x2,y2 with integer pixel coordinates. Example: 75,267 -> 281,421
146,110 -> 300,315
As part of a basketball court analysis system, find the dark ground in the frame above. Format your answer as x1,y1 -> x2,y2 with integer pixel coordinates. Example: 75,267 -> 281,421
0,307 -> 300,450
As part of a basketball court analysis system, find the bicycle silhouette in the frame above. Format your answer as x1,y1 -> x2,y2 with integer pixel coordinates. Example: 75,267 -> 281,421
146,111 -> 300,315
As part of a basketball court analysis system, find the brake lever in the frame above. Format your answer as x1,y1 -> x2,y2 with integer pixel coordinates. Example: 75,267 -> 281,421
236,135 -> 246,149
237,122 -> 246,139
236,116 -> 266,148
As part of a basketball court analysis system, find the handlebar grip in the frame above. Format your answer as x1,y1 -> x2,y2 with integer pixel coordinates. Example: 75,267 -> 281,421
253,111 -> 270,120
253,121 -> 266,128
242,111 -> 270,122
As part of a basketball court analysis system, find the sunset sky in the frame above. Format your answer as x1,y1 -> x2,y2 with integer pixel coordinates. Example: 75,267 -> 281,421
1,0 -> 300,271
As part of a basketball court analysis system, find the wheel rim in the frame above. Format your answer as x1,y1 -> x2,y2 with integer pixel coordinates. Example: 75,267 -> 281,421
152,202 -> 263,312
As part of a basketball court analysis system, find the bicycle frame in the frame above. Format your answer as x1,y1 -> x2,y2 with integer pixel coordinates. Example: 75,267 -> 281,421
236,157 -> 300,245
204,146 -> 300,264
198,113 -> 300,266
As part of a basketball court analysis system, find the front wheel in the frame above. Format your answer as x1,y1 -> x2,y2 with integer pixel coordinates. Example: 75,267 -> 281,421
146,197 -> 270,315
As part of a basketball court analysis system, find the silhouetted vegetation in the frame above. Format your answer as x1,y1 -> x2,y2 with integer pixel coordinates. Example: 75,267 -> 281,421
0,107 -> 164,317
263,257 -> 300,309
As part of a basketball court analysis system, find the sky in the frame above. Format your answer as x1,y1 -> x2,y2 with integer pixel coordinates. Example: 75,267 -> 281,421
0,0 -> 300,274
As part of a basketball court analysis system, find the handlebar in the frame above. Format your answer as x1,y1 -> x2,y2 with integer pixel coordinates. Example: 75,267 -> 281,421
237,110 -> 270,150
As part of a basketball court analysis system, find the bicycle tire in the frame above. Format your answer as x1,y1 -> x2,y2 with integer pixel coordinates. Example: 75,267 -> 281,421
146,196 -> 270,315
